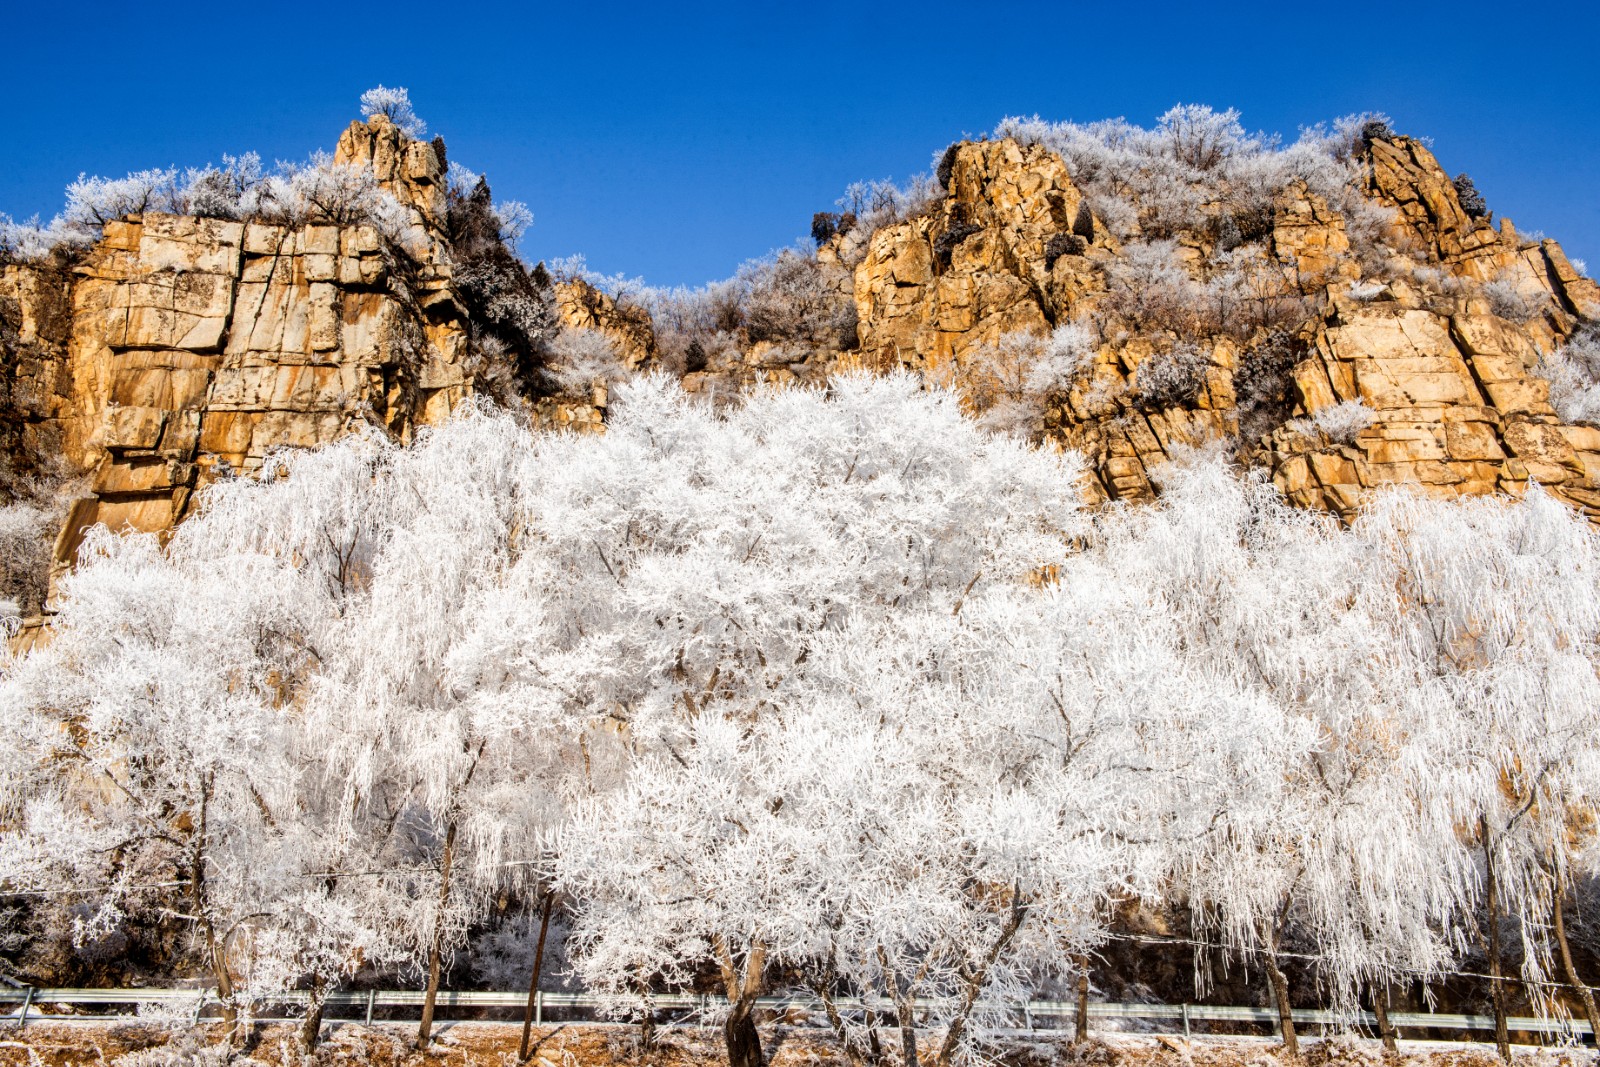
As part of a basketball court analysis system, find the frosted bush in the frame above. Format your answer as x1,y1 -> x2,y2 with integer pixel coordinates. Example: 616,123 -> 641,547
0,498 -> 58,619
837,173 -> 942,236
0,214 -> 87,260
1348,280 -> 1387,301
548,327 -> 630,395
1105,239 -> 1202,335
358,84 -> 426,138
1297,400 -> 1377,444
1132,342 -> 1209,410
1483,278 -> 1541,323
956,322 -> 1095,434
179,152 -> 265,218
994,107 -> 1395,256
1538,328 -> 1600,425
61,167 -> 180,234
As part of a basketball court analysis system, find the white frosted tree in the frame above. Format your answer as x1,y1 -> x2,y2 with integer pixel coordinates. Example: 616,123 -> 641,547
1352,485 -> 1600,1057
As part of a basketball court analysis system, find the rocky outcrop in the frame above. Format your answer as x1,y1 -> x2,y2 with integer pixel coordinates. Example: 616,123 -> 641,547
0,117 -> 618,614
849,133 -> 1600,518
554,278 -> 657,370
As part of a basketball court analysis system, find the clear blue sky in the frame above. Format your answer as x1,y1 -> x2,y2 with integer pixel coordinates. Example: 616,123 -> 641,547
4,1 -> 1596,288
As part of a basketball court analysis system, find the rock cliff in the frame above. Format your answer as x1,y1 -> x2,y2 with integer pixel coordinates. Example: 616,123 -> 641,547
5,114 -> 1600,628
852,133 -> 1600,516
0,116 -> 615,616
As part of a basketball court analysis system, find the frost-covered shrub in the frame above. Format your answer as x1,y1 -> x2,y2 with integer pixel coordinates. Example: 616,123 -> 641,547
446,173 -> 556,373
1132,342 -> 1209,410
180,153 -> 265,219
0,214 -> 87,262
358,84 -> 427,138
1203,247 -> 1313,340
956,322 -> 1095,434
0,496 -> 58,620
740,248 -> 857,348
993,107 -> 1396,262
837,173 -> 942,237
1296,400 -> 1377,444
1348,280 -> 1387,301
61,168 -> 180,234
1538,326 -> 1600,425
1104,239 -> 1203,336
548,327 -> 630,396
1483,278 -> 1541,323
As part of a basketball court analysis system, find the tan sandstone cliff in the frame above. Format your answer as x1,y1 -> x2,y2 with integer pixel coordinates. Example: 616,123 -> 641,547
0,116 -> 633,622
850,134 -> 1600,517
6,119 -> 1600,634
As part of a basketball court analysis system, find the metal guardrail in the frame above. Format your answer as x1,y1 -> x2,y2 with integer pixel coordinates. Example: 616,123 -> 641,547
0,986 -> 1594,1041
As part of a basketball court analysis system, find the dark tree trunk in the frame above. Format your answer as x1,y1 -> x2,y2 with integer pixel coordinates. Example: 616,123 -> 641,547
417,817 -> 459,1050
936,890 -> 1029,1067
192,778 -> 240,1047
894,996 -> 918,1067
1260,915 -> 1297,1058
1075,955 -> 1091,1044
812,953 -> 878,1067
1370,982 -> 1397,1053
519,890 -> 556,1060
724,1001 -> 764,1067
1553,884 -> 1600,1047
300,974 -> 325,1053
714,936 -> 767,1067
1482,826 -> 1511,1062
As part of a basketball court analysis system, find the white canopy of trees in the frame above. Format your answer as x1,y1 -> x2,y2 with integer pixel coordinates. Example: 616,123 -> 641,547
4,373 -> 1600,1065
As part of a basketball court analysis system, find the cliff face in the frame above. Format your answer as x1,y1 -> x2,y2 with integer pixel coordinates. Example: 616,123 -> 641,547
5,117 -> 1600,626
853,134 -> 1600,517
0,117 -> 626,615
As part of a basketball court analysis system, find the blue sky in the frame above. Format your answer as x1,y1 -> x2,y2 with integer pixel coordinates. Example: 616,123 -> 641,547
4,1 -> 1596,288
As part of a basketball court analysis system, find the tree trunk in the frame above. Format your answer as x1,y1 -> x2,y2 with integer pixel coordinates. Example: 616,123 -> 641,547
724,999 -> 763,1067
1075,955 -> 1091,1044
519,890 -> 556,1060
1482,826 -> 1511,1062
1260,917 -> 1297,1059
1370,982 -> 1397,1053
713,936 -> 767,1067
893,996 -> 918,1067
300,973 -> 325,1053
876,945 -> 918,1067
1553,884 -> 1600,1047
417,817 -> 459,1050
191,777 -> 240,1046
935,890 -> 1029,1067
812,952 -> 877,1067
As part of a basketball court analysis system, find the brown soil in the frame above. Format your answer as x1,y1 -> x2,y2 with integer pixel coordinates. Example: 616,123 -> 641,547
0,1022 -> 1590,1067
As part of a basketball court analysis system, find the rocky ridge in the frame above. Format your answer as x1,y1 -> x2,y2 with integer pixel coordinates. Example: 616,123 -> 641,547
4,116 -> 1600,627
851,133 -> 1600,514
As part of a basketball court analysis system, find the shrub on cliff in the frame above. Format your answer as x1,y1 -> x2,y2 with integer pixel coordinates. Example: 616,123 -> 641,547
446,169 -> 557,386
359,84 -> 427,138
1538,324 -> 1600,425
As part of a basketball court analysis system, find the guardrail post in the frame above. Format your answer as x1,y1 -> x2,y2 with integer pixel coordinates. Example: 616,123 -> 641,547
192,990 -> 208,1026
535,990 -> 542,1026
1182,1003 -> 1190,1038
365,989 -> 375,1027
14,987 -> 34,1029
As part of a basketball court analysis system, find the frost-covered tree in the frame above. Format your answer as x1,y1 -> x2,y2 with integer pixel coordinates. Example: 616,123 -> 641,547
359,85 -> 427,138
553,372 -> 1085,1067
1353,485 -> 1600,1057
